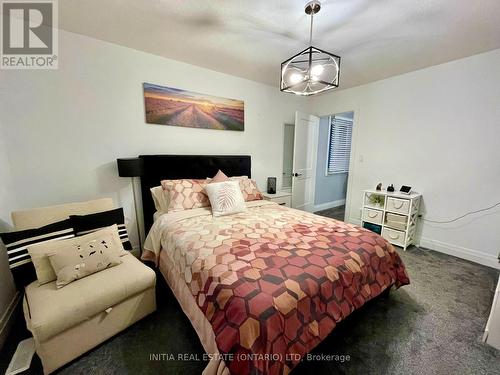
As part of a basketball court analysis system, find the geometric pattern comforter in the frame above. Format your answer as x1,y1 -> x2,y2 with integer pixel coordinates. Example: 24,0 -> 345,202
143,201 -> 409,375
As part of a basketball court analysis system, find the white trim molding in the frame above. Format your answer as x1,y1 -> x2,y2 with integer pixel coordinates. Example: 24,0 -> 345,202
419,237 -> 500,270
347,217 -> 499,270
314,199 -> 346,213
348,218 -> 362,226
0,291 -> 21,349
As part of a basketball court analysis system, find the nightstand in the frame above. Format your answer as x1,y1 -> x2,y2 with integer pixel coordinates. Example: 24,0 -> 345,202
262,191 -> 292,207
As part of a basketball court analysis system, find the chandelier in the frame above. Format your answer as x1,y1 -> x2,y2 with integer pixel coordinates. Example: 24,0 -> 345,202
280,0 -> 341,96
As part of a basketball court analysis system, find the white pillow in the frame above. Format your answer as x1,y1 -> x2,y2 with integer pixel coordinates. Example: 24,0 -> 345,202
205,181 -> 246,217
150,186 -> 169,212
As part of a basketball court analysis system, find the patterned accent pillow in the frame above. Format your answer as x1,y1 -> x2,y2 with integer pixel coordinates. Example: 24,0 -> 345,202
205,181 -> 246,217
0,219 -> 75,289
161,179 -> 210,212
28,224 -> 125,285
48,229 -> 122,288
231,177 -> 263,202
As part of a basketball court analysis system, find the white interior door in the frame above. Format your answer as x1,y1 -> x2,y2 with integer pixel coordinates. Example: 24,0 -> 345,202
292,111 -> 319,212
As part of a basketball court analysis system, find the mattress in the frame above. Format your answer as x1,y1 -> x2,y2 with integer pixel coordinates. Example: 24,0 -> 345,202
143,200 -> 409,374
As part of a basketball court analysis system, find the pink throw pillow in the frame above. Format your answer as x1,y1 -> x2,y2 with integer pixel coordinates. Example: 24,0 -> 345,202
210,170 -> 229,183
161,179 -> 209,212
232,177 -> 263,202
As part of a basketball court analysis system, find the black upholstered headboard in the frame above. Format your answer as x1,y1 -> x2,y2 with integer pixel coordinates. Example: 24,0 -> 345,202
139,155 -> 251,233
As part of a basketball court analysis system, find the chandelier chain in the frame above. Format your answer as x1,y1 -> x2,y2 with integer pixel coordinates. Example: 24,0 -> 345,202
280,0 -> 341,95
309,13 -> 314,45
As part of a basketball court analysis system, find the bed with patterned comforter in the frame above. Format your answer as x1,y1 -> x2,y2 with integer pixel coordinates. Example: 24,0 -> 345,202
143,200 -> 409,375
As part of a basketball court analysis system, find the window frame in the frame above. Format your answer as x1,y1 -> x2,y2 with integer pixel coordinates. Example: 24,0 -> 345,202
325,115 -> 353,176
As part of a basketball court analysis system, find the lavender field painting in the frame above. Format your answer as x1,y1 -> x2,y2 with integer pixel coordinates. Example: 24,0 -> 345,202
143,83 -> 244,131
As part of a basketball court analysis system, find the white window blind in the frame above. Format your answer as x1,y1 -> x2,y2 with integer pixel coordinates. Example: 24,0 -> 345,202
327,116 -> 352,174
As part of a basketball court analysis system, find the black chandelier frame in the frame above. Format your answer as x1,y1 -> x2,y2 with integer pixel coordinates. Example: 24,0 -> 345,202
280,45 -> 341,96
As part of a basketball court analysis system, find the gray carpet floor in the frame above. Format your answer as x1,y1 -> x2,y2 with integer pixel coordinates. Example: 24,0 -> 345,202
1,247 -> 499,375
315,205 -> 346,221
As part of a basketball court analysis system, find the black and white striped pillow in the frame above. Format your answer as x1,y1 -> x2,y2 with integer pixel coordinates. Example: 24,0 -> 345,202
69,208 -> 132,250
0,219 -> 75,288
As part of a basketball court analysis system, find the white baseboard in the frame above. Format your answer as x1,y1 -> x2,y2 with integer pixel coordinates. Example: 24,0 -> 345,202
348,218 -> 362,226
347,217 -> 499,270
314,199 -> 346,213
420,237 -> 500,270
0,292 -> 21,350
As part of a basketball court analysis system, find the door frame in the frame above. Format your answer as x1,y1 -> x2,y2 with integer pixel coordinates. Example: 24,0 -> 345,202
321,108 -> 359,223
281,122 -> 294,191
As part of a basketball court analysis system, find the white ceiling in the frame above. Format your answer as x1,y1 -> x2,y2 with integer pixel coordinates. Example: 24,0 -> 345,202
59,0 -> 500,90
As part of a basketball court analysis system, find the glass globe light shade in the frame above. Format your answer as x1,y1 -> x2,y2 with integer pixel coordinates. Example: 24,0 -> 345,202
280,46 -> 340,96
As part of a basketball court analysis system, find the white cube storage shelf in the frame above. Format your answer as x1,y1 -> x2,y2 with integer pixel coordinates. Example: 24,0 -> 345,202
361,189 -> 422,250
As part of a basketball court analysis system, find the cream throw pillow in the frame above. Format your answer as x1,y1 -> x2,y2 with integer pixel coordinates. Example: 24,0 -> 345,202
205,180 -> 246,217
150,186 -> 170,211
48,231 -> 122,288
28,224 -> 126,285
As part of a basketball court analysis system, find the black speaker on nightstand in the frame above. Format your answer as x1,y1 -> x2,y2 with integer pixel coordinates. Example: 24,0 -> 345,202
267,177 -> 277,194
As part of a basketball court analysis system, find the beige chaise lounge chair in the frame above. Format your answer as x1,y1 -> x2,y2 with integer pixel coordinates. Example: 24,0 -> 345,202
12,198 -> 156,374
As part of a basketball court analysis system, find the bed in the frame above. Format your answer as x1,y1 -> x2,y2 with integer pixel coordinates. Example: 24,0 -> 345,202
139,155 -> 409,375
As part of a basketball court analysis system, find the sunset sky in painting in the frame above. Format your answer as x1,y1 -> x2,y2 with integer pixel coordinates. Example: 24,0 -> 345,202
144,83 -> 243,110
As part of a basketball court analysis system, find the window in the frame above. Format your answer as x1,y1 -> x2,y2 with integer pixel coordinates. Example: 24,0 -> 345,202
327,116 -> 352,174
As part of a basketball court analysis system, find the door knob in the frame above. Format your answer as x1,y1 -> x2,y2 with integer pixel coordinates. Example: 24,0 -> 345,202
293,172 -> 303,177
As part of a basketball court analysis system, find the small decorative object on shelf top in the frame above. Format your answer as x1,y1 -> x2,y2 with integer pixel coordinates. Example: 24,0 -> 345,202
399,185 -> 412,194
368,193 -> 385,207
376,183 -> 382,191
387,184 -> 395,192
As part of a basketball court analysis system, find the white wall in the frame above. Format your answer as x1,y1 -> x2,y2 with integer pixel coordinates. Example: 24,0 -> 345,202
0,119 -> 18,348
0,29 -> 307,232
282,124 -> 294,189
311,48 -> 500,269
0,29 -> 308,341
